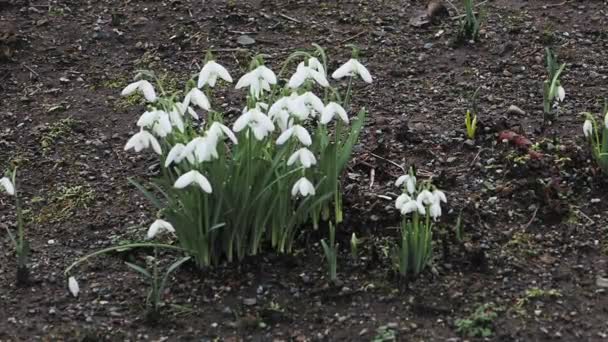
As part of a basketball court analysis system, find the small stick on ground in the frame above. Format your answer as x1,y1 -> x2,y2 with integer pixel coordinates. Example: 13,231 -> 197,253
522,207 -> 539,231
22,64 -> 39,77
370,152 -> 405,172
340,31 -> 366,44
280,13 -> 301,23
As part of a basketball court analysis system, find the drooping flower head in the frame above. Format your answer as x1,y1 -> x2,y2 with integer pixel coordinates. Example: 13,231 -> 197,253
147,219 -> 176,239
287,148 -> 317,168
276,124 -> 312,146
235,65 -> 277,99
124,129 -> 162,155
0,177 -> 14,196
174,170 -> 213,193
198,60 -> 233,88
291,177 -> 315,197
320,102 -> 349,125
331,59 -> 372,83
583,119 -> 593,138
395,174 -> 416,195
288,61 -> 329,89
121,80 -> 157,102
233,106 -> 275,141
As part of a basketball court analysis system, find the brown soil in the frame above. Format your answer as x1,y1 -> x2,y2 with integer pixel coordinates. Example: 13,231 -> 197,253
1,0 -> 608,341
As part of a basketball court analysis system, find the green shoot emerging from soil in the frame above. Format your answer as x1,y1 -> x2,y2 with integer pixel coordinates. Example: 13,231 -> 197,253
320,221 -> 338,283
582,106 -> 608,174
543,48 -> 566,122
465,109 -> 477,140
1,169 -> 30,286
458,0 -> 480,42
393,168 -> 447,279
456,303 -> 499,337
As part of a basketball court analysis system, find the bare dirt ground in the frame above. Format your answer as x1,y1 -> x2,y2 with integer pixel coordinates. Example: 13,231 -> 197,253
1,0 -> 608,340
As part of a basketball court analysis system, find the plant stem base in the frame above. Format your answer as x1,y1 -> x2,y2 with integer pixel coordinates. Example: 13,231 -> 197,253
16,266 -> 29,287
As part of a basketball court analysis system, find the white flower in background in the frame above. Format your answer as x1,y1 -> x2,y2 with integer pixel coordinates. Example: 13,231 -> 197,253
68,276 -> 79,297
556,86 -> 565,102
276,124 -> 312,146
175,102 -> 199,120
417,190 -> 435,206
165,143 -> 190,167
605,112 -> 608,129
332,59 -> 372,83
395,174 -> 416,195
288,62 -> 329,88
432,189 -> 447,204
235,65 -> 277,99
208,122 -> 238,145
121,80 -> 157,102
174,170 -> 213,193
182,137 -> 218,163
291,177 -> 315,197
320,102 -> 349,125
291,92 -> 324,120
183,87 -> 211,111
0,177 -> 14,196
137,110 -> 173,138
198,61 -> 233,88
233,106 -> 275,140
287,148 -> 317,168
583,120 -> 593,138
125,129 -> 162,155
147,219 -> 176,239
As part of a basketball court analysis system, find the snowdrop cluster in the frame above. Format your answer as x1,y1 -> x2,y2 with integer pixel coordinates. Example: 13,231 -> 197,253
582,111 -> 608,175
118,47 -> 372,266
395,174 -> 447,221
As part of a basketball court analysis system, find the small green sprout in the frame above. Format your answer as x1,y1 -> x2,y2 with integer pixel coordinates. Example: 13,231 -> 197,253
456,303 -> 499,337
465,109 -> 477,140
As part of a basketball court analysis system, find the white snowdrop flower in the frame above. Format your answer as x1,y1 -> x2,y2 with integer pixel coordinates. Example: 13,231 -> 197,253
137,110 -> 159,128
121,80 -> 157,102
208,122 -> 238,145
395,193 -> 411,210
417,190 -> 435,206
147,219 -> 176,239
174,170 -> 213,193
68,276 -> 79,297
235,65 -> 277,99
605,112 -> 608,129
276,124 -> 312,146
395,174 -> 416,195
307,57 -> 326,75
288,62 -> 329,89
183,88 -> 211,111
198,60 -> 233,88
432,189 -> 447,204
233,106 -> 275,141
268,96 -> 293,131
0,177 -> 14,196
165,143 -> 187,167
287,148 -> 317,168
583,120 -> 593,138
556,86 -> 565,102
291,92 -> 324,120
138,110 -> 172,138
429,202 -> 442,220
291,177 -> 316,197
331,59 -> 372,83
182,137 -> 218,163
399,198 -> 426,215
320,102 -> 349,125
125,130 -> 162,155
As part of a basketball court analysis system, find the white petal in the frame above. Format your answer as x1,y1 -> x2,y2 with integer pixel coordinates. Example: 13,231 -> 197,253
354,59 -> 373,83
174,170 -> 197,189
276,127 -> 294,145
138,80 -> 157,102
557,86 -> 565,102
332,60 -> 355,79
395,175 -> 407,187
395,194 -> 410,210
583,120 -> 593,137
165,144 -> 185,167
137,110 -> 158,128
0,177 -> 15,196
294,125 -> 312,146
188,88 -> 211,111
233,112 -> 252,132
120,81 -> 141,96
194,172 -> 213,193
68,276 -> 79,297
259,65 -> 277,84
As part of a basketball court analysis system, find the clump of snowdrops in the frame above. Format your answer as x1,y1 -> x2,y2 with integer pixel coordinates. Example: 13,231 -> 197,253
582,105 -> 608,174
393,168 -> 447,279
121,45 -> 371,268
1,169 -> 30,286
